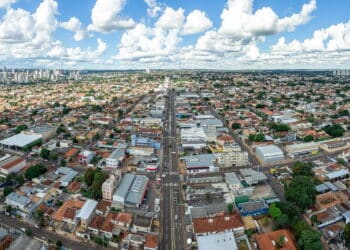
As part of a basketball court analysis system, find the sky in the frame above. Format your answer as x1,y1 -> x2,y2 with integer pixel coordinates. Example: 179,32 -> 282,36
0,0 -> 349,70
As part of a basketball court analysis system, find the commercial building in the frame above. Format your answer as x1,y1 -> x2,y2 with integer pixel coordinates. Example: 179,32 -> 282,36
256,145 -> 284,164
196,231 -> 238,250
216,151 -> 249,167
0,155 -> 26,177
106,149 -> 125,168
181,154 -> 218,173
5,192 -> 30,210
0,134 -> 42,150
26,124 -> 57,142
113,173 -> 149,207
286,142 -> 319,158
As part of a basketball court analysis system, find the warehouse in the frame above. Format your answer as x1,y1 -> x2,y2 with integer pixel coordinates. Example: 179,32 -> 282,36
0,134 -> 42,150
256,145 -> 284,164
286,142 -> 319,158
113,173 -> 149,207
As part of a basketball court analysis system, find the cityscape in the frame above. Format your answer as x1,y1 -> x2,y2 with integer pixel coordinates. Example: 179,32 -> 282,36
0,1 -> 350,250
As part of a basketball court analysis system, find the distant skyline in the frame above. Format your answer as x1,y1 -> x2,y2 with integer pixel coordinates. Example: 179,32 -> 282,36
0,0 -> 349,70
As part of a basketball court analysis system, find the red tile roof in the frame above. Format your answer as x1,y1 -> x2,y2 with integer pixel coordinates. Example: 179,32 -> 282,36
256,229 -> 297,250
192,213 -> 244,234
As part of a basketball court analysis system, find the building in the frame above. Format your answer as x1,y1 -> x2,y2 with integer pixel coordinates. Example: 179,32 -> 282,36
225,172 -> 242,192
76,199 -> 98,229
181,154 -> 218,173
26,124 -> 57,142
102,175 -> 119,200
106,149 -> 125,168
333,69 -> 350,76
256,229 -> 297,250
286,142 -> 318,158
0,134 -> 42,150
113,173 -> 149,207
78,150 -> 95,165
256,145 -> 284,164
192,213 -> 245,236
196,231 -> 238,250
5,192 -> 30,210
216,151 -> 249,167
0,155 -> 26,178
237,200 -> 269,217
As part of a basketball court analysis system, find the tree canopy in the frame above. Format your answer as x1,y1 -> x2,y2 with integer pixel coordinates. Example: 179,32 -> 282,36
292,161 -> 314,177
25,164 -> 47,180
285,176 -> 316,211
323,124 -> 345,137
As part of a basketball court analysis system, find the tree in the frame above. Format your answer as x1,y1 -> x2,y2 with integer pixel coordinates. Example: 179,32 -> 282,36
56,240 -> 63,250
3,187 -> 14,197
285,176 -> 316,211
5,205 -> 12,214
269,203 -> 282,220
227,203 -> 234,214
15,174 -> 25,186
84,168 -> 95,186
303,135 -> 314,142
310,214 -> 318,226
49,151 -> 58,161
40,148 -> 51,160
25,229 -> 32,236
231,123 -> 241,130
344,223 -> 350,247
292,161 -> 314,177
297,229 -> 323,250
269,123 -> 291,132
323,124 -> 345,137
14,124 -> 27,134
25,164 -> 47,180
275,214 -> 290,229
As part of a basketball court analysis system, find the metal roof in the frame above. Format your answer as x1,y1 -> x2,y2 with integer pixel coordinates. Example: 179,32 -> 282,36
197,231 -> 238,250
0,134 -> 42,148
113,173 -> 135,200
326,169 -> 349,179
225,172 -> 241,186
126,175 -> 149,205
256,145 -> 283,156
6,192 -> 30,205
76,199 -> 98,220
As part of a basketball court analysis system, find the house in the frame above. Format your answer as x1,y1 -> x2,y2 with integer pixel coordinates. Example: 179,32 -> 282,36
106,149 -> 125,168
77,150 -> 95,165
5,192 -> 30,210
133,215 -> 153,233
256,229 -> 297,250
144,234 -> 159,250
192,213 -> 245,236
52,199 -> 85,225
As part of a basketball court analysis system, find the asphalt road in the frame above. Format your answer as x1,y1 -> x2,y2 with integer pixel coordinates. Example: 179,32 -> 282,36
0,214 -> 110,250
160,88 -> 185,250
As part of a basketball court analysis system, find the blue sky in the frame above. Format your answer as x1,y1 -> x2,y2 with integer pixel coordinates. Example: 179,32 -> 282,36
0,0 -> 349,69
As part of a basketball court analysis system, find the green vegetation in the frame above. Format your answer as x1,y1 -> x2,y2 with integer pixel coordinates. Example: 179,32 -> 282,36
344,223 -> 350,247
83,168 -> 108,199
25,164 -> 47,180
22,139 -> 42,152
285,176 -> 316,211
231,122 -> 241,129
227,203 -> 234,214
323,124 -> 345,137
14,124 -> 28,134
25,228 -> 32,236
3,187 -> 14,197
55,240 -> 63,250
303,135 -> 314,142
269,203 -> 282,220
269,122 -> 291,132
256,103 -> 266,109
40,148 -> 51,160
248,133 -> 265,142
292,161 -> 314,177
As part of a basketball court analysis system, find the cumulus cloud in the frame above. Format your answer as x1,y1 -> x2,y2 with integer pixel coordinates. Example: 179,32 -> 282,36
144,0 -> 162,18
88,0 -> 135,33
155,7 -> 185,30
60,17 -> 90,41
0,0 -> 16,9
181,10 -> 212,35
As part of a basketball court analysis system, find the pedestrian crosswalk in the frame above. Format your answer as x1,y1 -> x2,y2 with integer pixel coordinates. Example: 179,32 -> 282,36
163,182 -> 179,187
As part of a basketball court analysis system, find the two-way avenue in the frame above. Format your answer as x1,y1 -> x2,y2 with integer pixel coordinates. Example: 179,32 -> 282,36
160,88 -> 185,250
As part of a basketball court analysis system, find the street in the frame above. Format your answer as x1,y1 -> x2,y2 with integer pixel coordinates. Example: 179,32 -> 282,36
160,88 -> 186,250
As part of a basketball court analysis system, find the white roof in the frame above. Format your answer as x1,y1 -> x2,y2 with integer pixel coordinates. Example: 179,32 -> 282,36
326,169 -> 349,179
256,145 -> 284,156
0,134 -> 42,147
76,199 -> 98,220
197,231 -> 238,250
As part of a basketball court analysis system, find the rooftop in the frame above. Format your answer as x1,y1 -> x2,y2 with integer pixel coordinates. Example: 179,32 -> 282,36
193,213 -> 244,234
